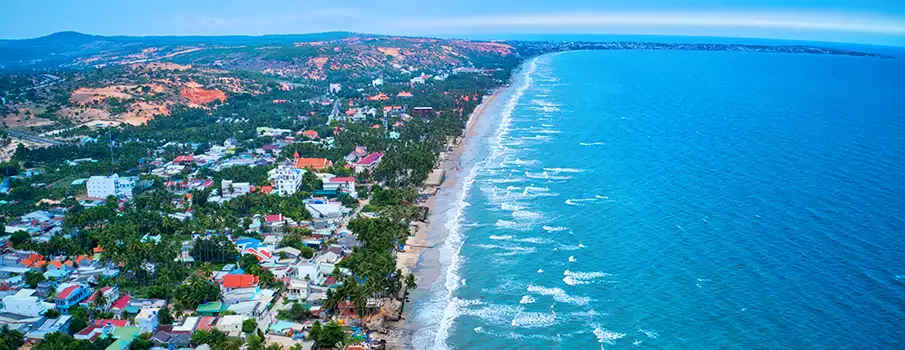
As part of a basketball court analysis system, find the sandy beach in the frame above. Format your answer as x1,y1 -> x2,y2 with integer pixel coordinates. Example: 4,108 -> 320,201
395,86 -> 505,276
373,86 -> 506,348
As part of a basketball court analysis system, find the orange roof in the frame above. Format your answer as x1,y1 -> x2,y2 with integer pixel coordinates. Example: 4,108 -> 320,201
33,260 -> 47,268
367,93 -> 388,101
371,124 -> 381,129
21,257 -> 35,267
397,91 -> 413,97
296,158 -> 332,170
93,247 -> 104,253
75,256 -> 92,264
345,108 -> 356,116
302,130 -> 319,139
50,260 -> 63,269
222,274 -> 259,289
65,260 -> 74,267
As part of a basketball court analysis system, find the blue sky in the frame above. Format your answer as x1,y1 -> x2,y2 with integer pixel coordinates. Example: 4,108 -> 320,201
4,0 -> 905,45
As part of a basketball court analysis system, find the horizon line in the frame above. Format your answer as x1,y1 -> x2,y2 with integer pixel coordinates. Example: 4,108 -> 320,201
4,30 -> 904,49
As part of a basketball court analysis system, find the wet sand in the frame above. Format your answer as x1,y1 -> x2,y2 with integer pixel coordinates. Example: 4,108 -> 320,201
384,86 -> 507,348
395,87 -> 505,276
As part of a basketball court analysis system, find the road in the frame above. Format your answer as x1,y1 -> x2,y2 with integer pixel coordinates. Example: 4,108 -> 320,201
6,130 -> 63,146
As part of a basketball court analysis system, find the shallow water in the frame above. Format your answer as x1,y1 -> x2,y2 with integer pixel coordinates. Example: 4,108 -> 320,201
411,49 -> 905,349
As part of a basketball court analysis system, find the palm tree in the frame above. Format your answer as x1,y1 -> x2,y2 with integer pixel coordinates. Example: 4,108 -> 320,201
397,274 -> 417,319
92,289 -> 108,311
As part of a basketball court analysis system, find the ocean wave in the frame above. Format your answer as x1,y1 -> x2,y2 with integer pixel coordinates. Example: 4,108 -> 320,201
495,219 -> 533,231
593,327 -> 626,345
563,276 -> 586,286
489,235 -> 514,240
565,270 -> 611,281
519,295 -> 537,304
512,210 -> 544,220
544,167 -> 584,173
527,285 -> 591,306
526,171 -> 572,180
475,244 -> 537,253
418,56 -> 539,350
511,311 -> 557,328
543,225 -> 569,232
580,141 -> 605,146
473,326 -> 558,341
489,177 -> 525,184
569,256 -> 577,262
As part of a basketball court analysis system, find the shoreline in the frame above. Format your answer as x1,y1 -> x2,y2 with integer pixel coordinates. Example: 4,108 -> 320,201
380,85 -> 507,347
395,85 -> 505,276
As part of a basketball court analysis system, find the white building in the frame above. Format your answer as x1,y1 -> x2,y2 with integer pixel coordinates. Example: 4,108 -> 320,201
329,83 -> 342,94
221,180 -> 251,197
323,176 -> 357,198
86,174 -> 134,199
136,307 -> 160,334
215,315 -> 248,337
371,77 -> 383,87
268,165 -> 305,196
0,289 -> 53,323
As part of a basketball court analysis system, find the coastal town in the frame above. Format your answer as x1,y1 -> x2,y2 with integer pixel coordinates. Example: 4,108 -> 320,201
0,29 -> 893,350
0,33 -> 517,350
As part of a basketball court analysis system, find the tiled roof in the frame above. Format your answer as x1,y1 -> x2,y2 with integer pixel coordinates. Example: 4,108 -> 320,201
56,285 -> 81,300
110,295 -> 131,310
356,152 -> 385,166
222,274 -> 259,288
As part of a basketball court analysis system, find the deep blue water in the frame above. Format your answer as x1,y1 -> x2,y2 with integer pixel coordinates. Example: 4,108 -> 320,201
411,50 -> 905,349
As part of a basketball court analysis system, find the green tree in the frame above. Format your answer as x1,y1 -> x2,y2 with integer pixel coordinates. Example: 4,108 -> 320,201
157,306 -> 173,325
307,321 -> 322,344
128,332 -> 153,350
318,321 -> 348,349
25,270 -> 46,288
68,306 -> 89,334
242,318 -> 258,333
0,327 -> 24,350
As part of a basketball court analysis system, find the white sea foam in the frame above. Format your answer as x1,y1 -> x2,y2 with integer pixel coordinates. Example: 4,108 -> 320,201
565,270 -> 611,282
565,199 -> 580,206
543,226 -> 569,232
489,235 -> 514,240
527,285 -> 591,305
513,210 -> 544,220
537,269 -> 544,273
580,141 -> 605,146
569,256 -> 577,262
511,311 -> 557,328
420,57 -> 539,350
519,295 -> 537,304
526,171 -> 572,180
544,167 -> 584,173
563,276 -> 585,286
593,327 -> 627,345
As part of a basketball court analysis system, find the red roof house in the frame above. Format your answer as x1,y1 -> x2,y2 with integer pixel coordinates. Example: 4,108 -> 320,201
222,274 -> 259,289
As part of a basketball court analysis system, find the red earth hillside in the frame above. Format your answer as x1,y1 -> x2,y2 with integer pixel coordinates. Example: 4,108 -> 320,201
180,87 -> 227,105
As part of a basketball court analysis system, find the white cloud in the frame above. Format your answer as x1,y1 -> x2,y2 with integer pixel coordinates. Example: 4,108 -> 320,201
393,11 -> 905,35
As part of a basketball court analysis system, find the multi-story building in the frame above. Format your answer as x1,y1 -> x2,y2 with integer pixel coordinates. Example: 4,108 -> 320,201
86,174 -> 134,199
269,164 -> 305,196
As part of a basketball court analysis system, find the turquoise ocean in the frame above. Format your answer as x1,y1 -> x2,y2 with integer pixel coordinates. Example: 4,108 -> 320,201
409,47 -> 905,349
